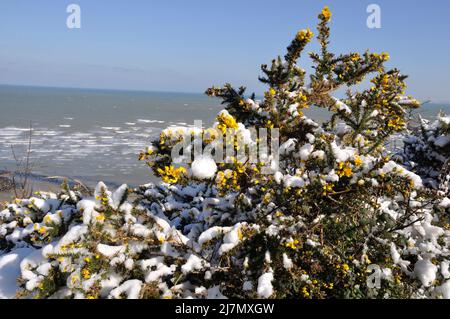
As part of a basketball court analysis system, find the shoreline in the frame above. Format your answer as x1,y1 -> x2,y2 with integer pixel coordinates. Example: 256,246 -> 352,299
0,172 -> 74,206
0,171 -> 136,207
0,180 -> 62,204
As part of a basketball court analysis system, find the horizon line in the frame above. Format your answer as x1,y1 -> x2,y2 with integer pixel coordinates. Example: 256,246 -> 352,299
0,83 -> 207,96
0,83 -> 449,105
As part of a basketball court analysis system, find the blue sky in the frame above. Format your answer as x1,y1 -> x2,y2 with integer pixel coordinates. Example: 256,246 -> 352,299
0,0 -> 449,101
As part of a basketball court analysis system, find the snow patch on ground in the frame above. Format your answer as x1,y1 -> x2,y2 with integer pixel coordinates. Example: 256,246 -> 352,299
0,247 -> 34,298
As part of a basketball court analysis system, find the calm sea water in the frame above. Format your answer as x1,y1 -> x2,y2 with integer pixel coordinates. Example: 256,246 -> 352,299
0,85 -> 449,187
0,85 -> 220,187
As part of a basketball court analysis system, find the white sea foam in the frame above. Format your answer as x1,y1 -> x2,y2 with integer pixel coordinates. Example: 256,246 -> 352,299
137,119 -> 165,124
0,127 -> 28,136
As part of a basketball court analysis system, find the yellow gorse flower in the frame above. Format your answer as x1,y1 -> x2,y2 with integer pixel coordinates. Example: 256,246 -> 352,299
350,53 -> 360,62
157,165 -> 187,184
380,52 -> 390,61
219,112 -> 238,128
216,169 -> 241,192
380,74 -> 390,89
81,268 -> 91,279
353,155 -> 363,167
263,193 -> 272,205
302,287 -> 310,298
217,112 -> 238,134
285,239 -> 300,250
337,161 -> 353,178
235,162 -> 245,174
296,28 -> 314,42
237,227 -> 244,241
322,183 -> 334,196
323,282 -> 334,290
387,116 -> 405,131
138,146 -> 154,161
321,6 -> 332,21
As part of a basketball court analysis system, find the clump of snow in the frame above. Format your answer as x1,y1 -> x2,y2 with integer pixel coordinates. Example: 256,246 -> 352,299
97,244 -> 126,258
257,270 -> 274,298
274,171 -> 283,184
191,156 -> 217,179
198,226 -> 231,246
282,253 -> 293,270
390,243 -> 410,272
19,249 -> 46,291
441,261 -> 450,279
78,199 -> 96,225
181,254 -> 206,274
219,223 -> 244,255
139,257 -> 175,283
55,225 -> 88,251
414,259 -> 437,287
0,248 -> 33,298
333,98 -> 352,115
108,279 -> 142,299
298,143 -> 314,161
331,142 -> 355,162
440,197 -> 450,208
438,114 -> 450,126
436,281 -> 450,299
381,161 -> 423,189
112,184 -> 128,209
283,175 -> 305,188
311,150 -> 325,160
280,139 -> 296,155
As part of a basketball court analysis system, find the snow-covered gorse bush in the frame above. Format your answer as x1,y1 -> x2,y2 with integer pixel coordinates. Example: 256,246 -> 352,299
400,113 -> 450,192
1,7 -> 450,299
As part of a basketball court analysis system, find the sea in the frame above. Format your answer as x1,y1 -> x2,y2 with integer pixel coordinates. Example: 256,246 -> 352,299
0,85 -> 449,188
